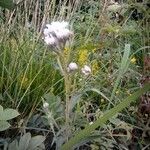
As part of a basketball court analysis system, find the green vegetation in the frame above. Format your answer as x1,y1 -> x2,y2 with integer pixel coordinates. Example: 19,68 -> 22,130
0,0 -> 149,149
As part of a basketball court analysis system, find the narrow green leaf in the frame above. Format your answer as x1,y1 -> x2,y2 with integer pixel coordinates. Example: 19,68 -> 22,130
61,83 -> 150,150
109,44 -> 130,104
0,120 -> 11,131
120,44 -> 130,73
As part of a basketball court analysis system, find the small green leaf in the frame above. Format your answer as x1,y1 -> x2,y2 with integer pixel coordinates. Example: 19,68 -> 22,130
0,120 -> 11,131
0,0 -> 15,9
28,135 -> 45,150
0,108 -> 19,121
18,132 -> 31,150
120,44 -> 130,73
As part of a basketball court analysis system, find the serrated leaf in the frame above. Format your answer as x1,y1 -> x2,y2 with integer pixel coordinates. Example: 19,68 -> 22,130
0,0 -> 15,9
0,108 -> 19,121
8,140 -> 19,150
0,120 -> 11,131
28,135 -> 45,150
18,132 -> 31,150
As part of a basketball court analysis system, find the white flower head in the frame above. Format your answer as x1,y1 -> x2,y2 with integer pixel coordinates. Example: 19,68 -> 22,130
43,28 -> 50,36
43,102 -> 49,109
89,122 -> 93,125
67,62 -> 78,72
81,65 -> 91,76
44,35 -> 58,46
51,21 -> 69,29
43,21 -> 73,47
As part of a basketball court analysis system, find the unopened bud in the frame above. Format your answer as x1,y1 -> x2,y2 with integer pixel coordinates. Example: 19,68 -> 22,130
43,102 -> 49,108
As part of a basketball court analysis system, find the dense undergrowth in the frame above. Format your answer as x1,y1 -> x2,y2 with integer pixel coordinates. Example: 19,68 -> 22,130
0,0 -> 150,149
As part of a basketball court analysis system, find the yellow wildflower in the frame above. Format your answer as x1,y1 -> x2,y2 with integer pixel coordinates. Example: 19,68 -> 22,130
130,57 -> 136,64
78,49 -> 88,66
92,60 -> 100,75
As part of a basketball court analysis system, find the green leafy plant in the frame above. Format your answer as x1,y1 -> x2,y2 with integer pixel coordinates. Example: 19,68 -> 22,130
0,0 -> 15,9
0,105 -> 19,131
8,132 -> 45,150
62,83 -> 150,149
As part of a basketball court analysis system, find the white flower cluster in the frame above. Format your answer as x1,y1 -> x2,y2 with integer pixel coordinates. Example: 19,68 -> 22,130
43,21 -> 73,47
67,62 -> 91,76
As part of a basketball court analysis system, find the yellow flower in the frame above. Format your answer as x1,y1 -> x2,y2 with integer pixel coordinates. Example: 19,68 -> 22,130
92,60 -> 100,75
78,49 -> 88,66
130,57 -> 136,64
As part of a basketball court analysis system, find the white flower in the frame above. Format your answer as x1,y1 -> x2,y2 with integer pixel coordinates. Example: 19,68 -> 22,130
67,62 -> 78,72
51,21 -> 69,29
81,65 -> 91,76
55,28 -> 72,40
43,28 -> 50,36
44,35 -> 57,46
89,122 -> 93,125
43,21 -> 73,47
43,102 -> 49,108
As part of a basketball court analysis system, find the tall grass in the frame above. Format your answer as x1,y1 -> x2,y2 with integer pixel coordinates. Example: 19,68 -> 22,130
0,0 -> 100,114
0,0 -> 149,148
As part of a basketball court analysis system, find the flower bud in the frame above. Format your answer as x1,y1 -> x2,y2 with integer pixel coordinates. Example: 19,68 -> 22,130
81,65 -> 91,76
67,62 -> 78,72
43,102 -> 49,109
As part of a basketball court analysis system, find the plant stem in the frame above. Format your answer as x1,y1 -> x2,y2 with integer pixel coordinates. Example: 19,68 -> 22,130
57,53 -> 71,139
64,72 -> 71,125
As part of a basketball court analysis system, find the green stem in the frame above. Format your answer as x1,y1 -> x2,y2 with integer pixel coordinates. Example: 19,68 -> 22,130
57,53 -> 71,139
64,72 -> 71,125
61,83 -> 150,150
57,56 -> 65,75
